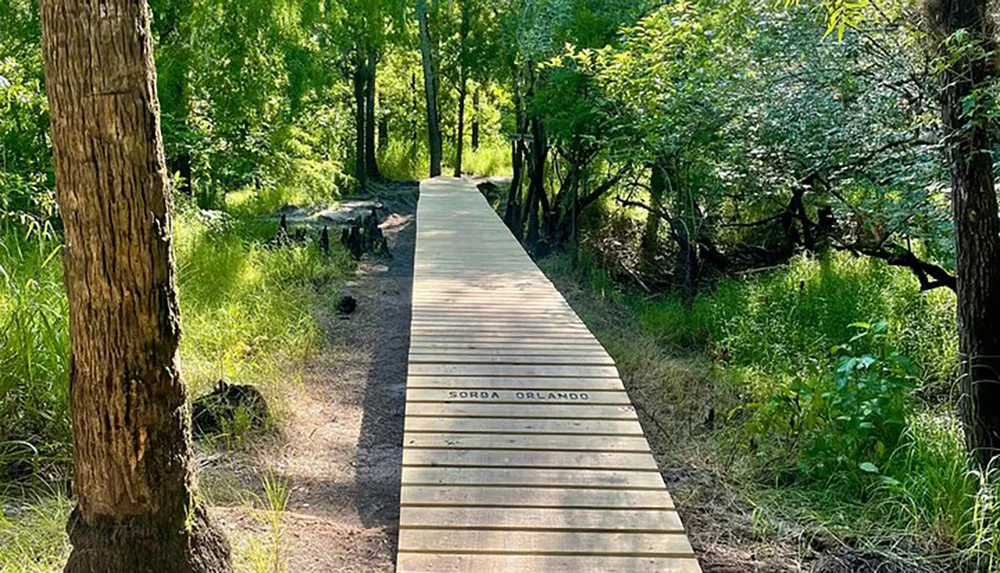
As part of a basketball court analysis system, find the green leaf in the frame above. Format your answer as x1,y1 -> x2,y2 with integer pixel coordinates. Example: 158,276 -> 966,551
859,462 -> 879,473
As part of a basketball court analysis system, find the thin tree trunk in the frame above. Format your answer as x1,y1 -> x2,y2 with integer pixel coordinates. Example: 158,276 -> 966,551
453,1 -> 470,178
639,163 -> 665,275
505,139 -> 524,239
353,60 -> 367,192
525,117 -> 547,251
454,84 -> 466,177
925,0 -> 1000,468
39,0 -> 231,570
471,87 -> 480,151
410,72 -> 418,167
377,90 -> 388,150
417,0 -> 442,177
365,47 -> 380,180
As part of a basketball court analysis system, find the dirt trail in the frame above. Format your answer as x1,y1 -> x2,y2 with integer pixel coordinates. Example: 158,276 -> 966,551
208,182 -> 417,572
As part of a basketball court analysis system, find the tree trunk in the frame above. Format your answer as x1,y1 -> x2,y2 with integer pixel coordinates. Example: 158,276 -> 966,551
39,0 -> 231,571
524,117 -> 547,252
505,139 -> 524,239
377,90 -> 388,150
353,60 -> 367,192
453,1 -> 470,178
417,0 -> 442,177
925,0 -> 1000,469
471,87 -> 480,151
639,164 -> 665,275
675,222 -> 699,307
410,72 -> 418,167
454,84 -> 467,177
365,48 -> 381,180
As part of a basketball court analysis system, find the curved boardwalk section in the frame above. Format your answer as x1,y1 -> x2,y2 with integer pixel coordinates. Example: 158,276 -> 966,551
398,177 -> 701,572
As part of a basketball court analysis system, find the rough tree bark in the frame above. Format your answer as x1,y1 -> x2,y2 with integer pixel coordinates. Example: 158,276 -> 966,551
417,0 -> 442,177
924,0 -> 1000,469
365,47 -> 381,180
39,0 -> 232,571
353,58 -> 367,192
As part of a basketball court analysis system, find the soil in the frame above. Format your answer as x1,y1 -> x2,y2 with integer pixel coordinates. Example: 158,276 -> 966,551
203,181 -> 418,572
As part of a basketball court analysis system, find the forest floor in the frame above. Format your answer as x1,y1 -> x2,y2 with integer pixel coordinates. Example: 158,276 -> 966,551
199,181 -> 418,572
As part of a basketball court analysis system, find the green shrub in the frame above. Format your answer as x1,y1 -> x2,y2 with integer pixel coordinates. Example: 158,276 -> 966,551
631,251 -> 957,387
739,320 -> 919,489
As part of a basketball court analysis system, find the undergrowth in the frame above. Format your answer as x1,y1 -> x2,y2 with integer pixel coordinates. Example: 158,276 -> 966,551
0,189 -> 353,571
543,249 -> 999,571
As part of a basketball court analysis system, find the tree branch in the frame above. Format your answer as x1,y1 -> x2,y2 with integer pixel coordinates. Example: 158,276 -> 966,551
836,241 -> 956,292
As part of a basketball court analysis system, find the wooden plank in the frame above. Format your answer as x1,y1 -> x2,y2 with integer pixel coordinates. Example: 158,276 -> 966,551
398,529 -> 694,556
406,389 -> 631,405
408,340 -> 606,349
405,376 -> 625,391
401,467 -> 665,489
396,554 -> 702,573
399,507 -> 683,531
407,354 -> 615,366
403,433 -> 651,452
404,417 -> 643,435
399,485 -> 674,509
402,449 -> 658,470
404,402 -> 637,419
408,364 -> 620,378
408,347 -> 610,357
409,326 -> 592,337
408,337 -> 606,347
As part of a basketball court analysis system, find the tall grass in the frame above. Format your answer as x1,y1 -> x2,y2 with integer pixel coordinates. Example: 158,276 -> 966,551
0,488 -> 72,573
0,220 -> 70,478
239,471 -> 290,573
174,212 -> 353,398
629,251 -> 957,387
377,139 -> 512,180
377,139 -> 428,182
460,143 -> 512,177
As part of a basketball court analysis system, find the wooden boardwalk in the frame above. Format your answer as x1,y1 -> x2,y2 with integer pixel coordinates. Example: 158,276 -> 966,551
397,177 -> 701,572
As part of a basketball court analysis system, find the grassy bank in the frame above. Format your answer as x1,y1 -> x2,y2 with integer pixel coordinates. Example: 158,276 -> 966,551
0,202 -> 353,571
543,250 -> 997,571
